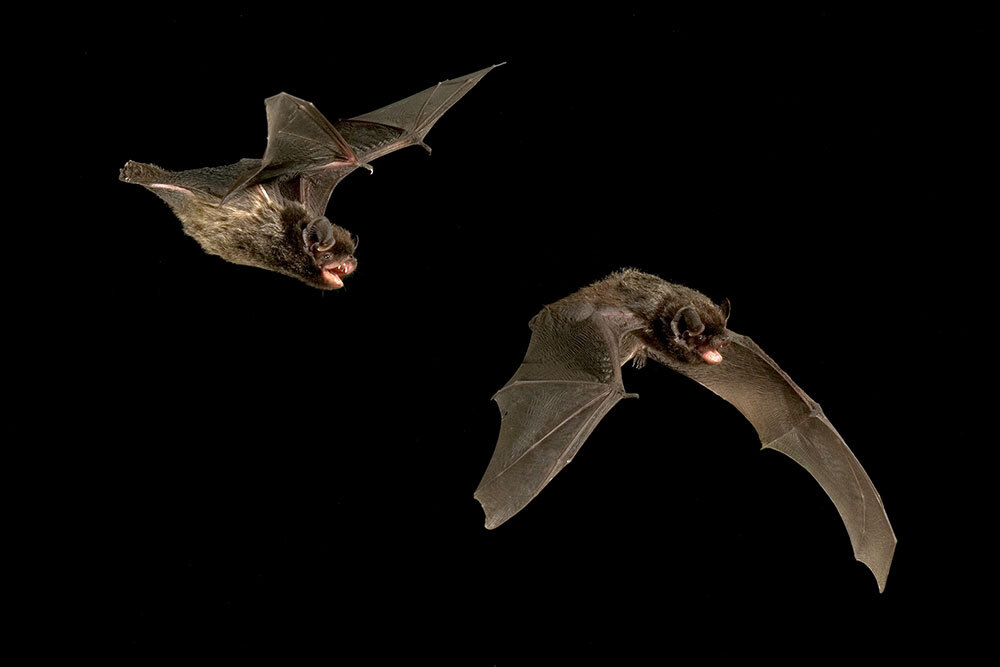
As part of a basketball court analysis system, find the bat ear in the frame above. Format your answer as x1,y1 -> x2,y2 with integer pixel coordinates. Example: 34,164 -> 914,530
303,217 -> 336,253
670,306 -> 705,339
719,298 -> 731,322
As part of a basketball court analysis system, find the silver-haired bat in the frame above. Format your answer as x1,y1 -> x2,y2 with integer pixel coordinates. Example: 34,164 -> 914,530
475,270 -> 897,592
120,65 -> 500,289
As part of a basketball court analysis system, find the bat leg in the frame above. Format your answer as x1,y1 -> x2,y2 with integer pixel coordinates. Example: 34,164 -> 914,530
120,160 -> 175,186
120,160 -> 197,208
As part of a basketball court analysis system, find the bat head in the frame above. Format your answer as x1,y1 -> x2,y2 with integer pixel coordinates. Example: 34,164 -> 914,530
300,215 -> 358,289
655,293 -> 730,366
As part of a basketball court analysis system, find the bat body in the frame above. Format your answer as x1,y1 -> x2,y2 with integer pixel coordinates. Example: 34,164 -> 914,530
120,65 -> 500,289
475,270 -> 896,591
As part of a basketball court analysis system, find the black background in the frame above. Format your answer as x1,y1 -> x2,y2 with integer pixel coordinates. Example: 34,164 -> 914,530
67,5 -> 989,661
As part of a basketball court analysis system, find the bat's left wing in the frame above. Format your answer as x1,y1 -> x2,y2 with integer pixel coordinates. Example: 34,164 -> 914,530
219,91 -> 364,205
305,63 -> 502,218
664,331 -> 897,591
224,64 -> 502,217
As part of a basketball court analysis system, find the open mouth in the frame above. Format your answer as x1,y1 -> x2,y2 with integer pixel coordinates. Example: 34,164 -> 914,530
693,342 -> 723,365
699,348 -> 723,364
321,259 -> 356,288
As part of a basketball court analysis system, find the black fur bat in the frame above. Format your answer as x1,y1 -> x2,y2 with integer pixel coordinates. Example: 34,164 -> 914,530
475,270 -> 896,591
120,65 -> 500,289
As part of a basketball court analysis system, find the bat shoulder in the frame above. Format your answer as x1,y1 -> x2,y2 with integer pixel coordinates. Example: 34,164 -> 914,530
528,299 -> 596,331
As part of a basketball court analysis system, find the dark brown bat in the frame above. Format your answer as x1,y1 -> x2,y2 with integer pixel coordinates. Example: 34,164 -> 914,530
120,65 -> 500,289
475,270 -> 896,591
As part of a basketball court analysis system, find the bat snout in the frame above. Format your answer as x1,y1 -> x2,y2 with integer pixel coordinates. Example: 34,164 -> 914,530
320,257 -> 357,288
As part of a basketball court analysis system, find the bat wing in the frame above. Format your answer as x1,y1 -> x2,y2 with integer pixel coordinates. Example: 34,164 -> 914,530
475,302 -> 632,529
224,64 -> 501,217
220,92 -> 361,206
303,64 -> 501,217
665,331 -> 897,591
347,63 -> 501,161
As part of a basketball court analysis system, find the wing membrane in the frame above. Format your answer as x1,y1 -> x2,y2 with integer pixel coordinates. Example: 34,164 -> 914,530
665,332 -> 897,591
228,65 -> 501,214
475,303 -> 629,529
352,64 -> 501,159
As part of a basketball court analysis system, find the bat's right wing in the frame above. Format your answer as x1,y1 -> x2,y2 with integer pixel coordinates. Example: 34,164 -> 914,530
665,331 -> 897,591
474,302 -> 632,529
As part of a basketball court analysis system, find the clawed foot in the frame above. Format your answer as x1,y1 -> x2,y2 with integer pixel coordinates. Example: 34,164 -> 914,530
120,160 -> 166,184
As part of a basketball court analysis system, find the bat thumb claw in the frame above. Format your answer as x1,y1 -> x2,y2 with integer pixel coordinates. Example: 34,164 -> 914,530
623,392 -> 640,400
419,141 -> 433,155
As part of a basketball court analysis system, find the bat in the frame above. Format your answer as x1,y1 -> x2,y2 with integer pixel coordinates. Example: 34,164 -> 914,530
474,269 -> 897,591
120,65 -> 501,289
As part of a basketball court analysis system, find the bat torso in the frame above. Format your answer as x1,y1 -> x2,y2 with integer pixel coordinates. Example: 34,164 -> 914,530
167,183 -> 303,274
543,270 -> 716,368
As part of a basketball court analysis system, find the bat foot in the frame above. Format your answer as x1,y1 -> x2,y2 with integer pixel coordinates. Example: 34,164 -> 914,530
631,349 -> 649,369
120,160 -> 167,185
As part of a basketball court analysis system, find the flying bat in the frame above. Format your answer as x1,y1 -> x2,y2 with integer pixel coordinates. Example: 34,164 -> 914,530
474,270 -> 897,591
120,65 -> 501,289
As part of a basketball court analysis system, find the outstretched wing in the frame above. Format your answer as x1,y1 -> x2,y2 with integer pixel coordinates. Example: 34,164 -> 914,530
220,91 -> 362,206
305,63 -> 501,217
665,331 -> 897,591
475,301 -> 632,529
224,64 -> 502,216
348,63 -> 501,161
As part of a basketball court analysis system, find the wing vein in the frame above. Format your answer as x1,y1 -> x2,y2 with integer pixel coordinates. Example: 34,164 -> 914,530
417,79 -> 473,134
483,390 -> 612,484
494,379 -> 612,398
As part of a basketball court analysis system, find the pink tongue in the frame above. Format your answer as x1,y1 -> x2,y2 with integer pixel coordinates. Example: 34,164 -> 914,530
700,349 -> 723,365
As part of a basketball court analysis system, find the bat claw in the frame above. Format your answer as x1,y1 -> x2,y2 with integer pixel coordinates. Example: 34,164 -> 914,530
419,141 -> 432,155
360,162 -> 374,174
119,160 -> 137,182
